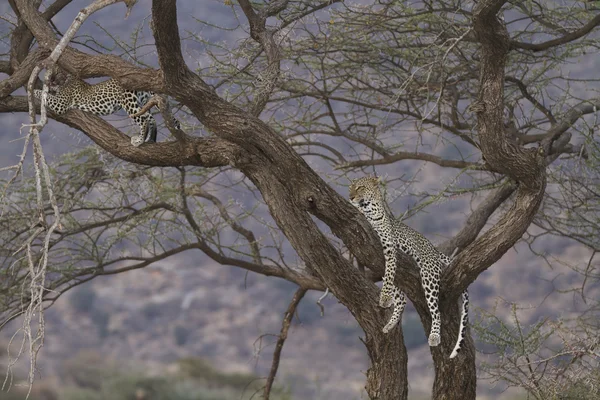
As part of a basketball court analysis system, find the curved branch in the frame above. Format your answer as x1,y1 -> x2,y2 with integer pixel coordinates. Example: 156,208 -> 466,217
238,0 -> 281,116
473,0 -> 544,185
510,14 -> 600,52
439,182 -> 516,255
151,0 -> 194,87
187,186 -> 263,265
441,0 -> 547,297
9,0 -> 72,72
15,0 -> 163,91
0,48 -> 48,99
540,98 -> 600,153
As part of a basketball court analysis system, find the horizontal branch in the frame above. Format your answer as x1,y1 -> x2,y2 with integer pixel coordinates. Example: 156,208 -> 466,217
336,151 -> 483,170
15,0 -> 164,91
0,95 -> 241,168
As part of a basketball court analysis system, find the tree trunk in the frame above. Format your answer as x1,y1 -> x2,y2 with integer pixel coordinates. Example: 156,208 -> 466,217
432,310 -> 477,400
432,342 -> 477,400
364,323 -> 409,400
410,291 -> 478,400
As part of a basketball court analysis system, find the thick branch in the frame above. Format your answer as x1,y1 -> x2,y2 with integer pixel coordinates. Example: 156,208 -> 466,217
440,0 -> 547,297
0,96 -> 240,168
0,49 -> 48,99
15,0 -> 163,91
473,0 -> 544,186
9,0 -> 73,72
150,0 -> 193,87
148,3 -> 403,328
442,184 -> 544,297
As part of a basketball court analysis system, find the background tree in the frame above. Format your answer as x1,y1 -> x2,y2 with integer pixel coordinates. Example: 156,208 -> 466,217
1,0 -> 599,399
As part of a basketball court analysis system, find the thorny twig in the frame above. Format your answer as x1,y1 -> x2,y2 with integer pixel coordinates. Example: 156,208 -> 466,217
2,1 -> 138,396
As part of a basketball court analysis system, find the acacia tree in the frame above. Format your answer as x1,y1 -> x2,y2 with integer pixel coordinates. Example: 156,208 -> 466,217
1,0 -> 599,399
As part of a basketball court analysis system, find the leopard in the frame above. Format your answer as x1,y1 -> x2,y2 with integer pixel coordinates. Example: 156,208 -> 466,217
33,75 -> 180,147
349,176 -> 469,358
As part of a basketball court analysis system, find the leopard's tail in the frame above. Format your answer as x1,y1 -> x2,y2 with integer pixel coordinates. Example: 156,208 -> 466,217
450,290 -> 469,359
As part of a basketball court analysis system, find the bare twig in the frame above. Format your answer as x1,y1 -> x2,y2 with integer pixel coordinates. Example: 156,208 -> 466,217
263,287 -> 306,399
130,94 -> 187,142
316,287 -> 329,317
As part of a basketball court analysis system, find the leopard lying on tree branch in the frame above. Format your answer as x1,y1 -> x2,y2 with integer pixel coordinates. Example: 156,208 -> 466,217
349,176 -> 469,358
33,75 -> 181,147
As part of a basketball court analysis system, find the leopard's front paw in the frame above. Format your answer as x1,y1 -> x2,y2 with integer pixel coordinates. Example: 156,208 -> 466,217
379,293 -> 393,308
428,333 -> 441,347
130,136 -> 144,147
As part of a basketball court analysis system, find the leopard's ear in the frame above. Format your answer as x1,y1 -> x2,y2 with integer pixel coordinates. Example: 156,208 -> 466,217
368,175 -> 383,185
364,174 -> 377,183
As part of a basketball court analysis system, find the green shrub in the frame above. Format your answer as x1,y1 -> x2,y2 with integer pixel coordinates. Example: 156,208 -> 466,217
62,387 -> 101,400
62,350 -> 119,390
177,357 -> 259,390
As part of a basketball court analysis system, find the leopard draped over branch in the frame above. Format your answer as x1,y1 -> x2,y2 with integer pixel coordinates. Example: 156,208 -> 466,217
349,176 -> 469,358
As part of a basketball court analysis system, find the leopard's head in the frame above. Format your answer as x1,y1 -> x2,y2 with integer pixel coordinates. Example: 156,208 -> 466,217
349,176 -> 383,211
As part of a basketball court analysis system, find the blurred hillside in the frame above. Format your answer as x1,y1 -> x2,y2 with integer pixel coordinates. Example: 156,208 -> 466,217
2,233 -> 591,400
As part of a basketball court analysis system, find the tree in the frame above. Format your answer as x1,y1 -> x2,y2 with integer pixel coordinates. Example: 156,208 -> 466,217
0,0 -> 598,399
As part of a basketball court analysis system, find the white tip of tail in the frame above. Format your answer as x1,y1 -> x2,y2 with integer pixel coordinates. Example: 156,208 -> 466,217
450,347 -> 460,359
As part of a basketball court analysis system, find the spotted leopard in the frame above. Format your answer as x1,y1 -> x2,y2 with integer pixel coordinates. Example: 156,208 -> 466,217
33,75 -> 180,147
349,176 -> 469,358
